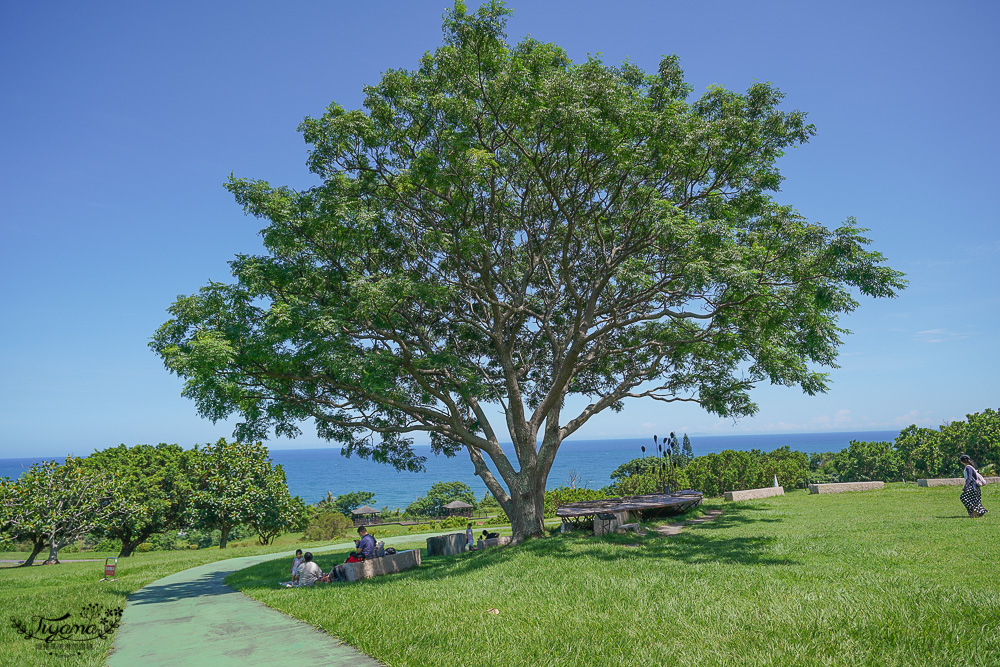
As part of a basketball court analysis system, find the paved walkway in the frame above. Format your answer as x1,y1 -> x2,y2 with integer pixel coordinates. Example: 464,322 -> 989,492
108,532 -> 455,667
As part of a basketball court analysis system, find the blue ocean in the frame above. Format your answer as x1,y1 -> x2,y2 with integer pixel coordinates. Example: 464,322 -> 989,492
0,430 -> 897,510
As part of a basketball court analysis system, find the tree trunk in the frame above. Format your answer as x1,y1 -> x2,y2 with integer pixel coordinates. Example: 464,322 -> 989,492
219,524 -> 230,549
507,475 -> 546,543
44,540 -> 63,564
119,530 -> 151,558
20,537 -> 46,567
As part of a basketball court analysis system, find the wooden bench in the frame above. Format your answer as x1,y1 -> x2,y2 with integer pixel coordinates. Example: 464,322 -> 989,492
340,549 -> 421,583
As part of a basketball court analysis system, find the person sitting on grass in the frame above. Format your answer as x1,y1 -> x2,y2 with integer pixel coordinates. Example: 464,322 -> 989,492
295,552 -> 324,587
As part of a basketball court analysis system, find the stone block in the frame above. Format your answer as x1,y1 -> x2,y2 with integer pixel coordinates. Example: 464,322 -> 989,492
724,486 -> 785,502
593,511 -> 629,536
476,536 -> 512,550
425,532 -> 467,557
917,476 -> 1000,487
342,549 -> 421,583
808,481 -> 884,494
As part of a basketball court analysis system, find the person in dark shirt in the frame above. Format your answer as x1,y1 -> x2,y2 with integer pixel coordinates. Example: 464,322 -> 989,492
481,530 -> 500,540
357,526 -> 377,559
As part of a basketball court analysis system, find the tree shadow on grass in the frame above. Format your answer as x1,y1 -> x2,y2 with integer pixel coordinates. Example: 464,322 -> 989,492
129,570 -> 236,605
230,506 -> 793,593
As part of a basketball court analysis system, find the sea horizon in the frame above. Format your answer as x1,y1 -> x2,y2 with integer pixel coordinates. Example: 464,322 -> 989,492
0,429 -> 899,509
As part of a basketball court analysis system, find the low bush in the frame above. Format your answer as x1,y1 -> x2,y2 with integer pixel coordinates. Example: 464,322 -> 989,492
302,510 -> 353,541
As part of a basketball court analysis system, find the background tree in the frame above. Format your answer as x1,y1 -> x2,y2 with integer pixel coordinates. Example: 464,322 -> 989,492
187,438 -> 292,548
0,472 -> 49,566
0,458 -> 133,564
151,2 -> 904,542
249,477 -> 305,546
405,481 -> 476,518
328,491 -> 377,518
82,443 -> 195,557
837,440 -> 902,483
681,434 -> 694,466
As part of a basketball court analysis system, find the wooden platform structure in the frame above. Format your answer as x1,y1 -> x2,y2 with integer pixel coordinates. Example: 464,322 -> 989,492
556,491 -> 703,526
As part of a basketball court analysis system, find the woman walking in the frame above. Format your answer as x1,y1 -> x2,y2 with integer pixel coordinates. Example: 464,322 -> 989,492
959,454 -> 988,518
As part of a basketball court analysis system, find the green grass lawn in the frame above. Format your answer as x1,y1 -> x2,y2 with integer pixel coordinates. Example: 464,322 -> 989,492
228,484 -> 1000,666
0,529 -> 387,667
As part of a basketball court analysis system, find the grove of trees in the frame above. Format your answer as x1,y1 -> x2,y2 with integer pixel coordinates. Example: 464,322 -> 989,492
0,439 -> 300,562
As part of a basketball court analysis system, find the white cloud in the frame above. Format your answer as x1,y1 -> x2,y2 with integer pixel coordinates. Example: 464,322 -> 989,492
914,328 -> 975,344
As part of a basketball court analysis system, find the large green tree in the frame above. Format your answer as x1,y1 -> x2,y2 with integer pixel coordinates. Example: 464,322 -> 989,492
83,443 -> 195,557
0,458 -> 133,564
187,438 -> 294,548
151,2 -> 904,542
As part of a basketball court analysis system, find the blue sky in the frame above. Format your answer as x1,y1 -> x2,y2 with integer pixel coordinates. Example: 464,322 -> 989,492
1,1 -> 997,459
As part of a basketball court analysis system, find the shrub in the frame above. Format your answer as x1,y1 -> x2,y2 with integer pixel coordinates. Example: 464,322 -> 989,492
302,510 -> 353,542
439,515 -> 469,529
543,487 -> 610,518
408,523 -> 432,533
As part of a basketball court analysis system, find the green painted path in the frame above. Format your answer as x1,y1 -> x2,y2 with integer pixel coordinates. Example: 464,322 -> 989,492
108,532 -> 456,667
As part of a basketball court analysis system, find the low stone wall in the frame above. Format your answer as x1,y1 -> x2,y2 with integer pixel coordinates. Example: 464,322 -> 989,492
426,532 -> 468,557
808,481 -> 884,494
342,549 -> 421,583
476,535 -> 512,550
724,486 -> 785,502
918,476 -> 1000,487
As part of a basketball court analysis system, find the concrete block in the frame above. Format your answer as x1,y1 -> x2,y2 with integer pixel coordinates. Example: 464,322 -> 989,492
808,481 -> 884,494
425,532 -> 467,556
724,486 -> 785,502
918,477 -> 1000,487
476,536 -> 512,550
593,511 -> 629,536
342,549 -> 421,582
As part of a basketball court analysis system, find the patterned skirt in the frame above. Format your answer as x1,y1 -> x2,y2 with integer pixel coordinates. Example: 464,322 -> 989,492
960,479 -> 987,515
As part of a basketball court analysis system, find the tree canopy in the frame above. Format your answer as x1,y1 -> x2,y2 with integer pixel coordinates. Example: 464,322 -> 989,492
151,1 -> 904,541
186,438 -> 295,548
405,481 -> 476,517
83,443 -> 194,557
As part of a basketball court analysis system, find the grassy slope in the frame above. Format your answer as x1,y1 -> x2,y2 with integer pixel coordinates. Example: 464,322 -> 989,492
229,484 -> 1000,667
1,532 -> 339,667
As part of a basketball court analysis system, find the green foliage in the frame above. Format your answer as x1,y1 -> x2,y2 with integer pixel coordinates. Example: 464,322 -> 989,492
836,440 -> 902,483
681,434 -> 694,466
477,491 -> 501,513
302,510 -> 353,542
150,1 -> 904,542
609,457 -> 661,482
438,515 -> 470,529
408,523 -> 433,533
325,490 -> 376,518
0,457 -> 136,564
611,447 -> 809,497
187,438 -> 295,548
405,481 -> 475,517
543,487 -> 610,518
81,443 -> 196,557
